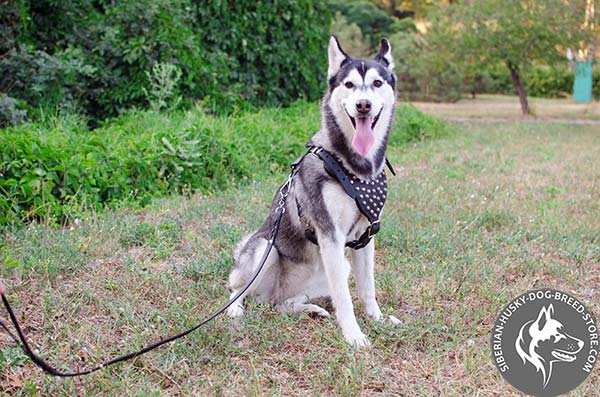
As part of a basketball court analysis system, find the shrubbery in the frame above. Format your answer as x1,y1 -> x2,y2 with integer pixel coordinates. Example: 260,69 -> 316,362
0,0 -> 331,123
0,102 -> 450,227
484,64 -> 600,99
390,22 -> 465,103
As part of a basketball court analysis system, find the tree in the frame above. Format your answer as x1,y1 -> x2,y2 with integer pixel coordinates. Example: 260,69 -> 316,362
329,0 -> 402,50
445,0 -> 592,115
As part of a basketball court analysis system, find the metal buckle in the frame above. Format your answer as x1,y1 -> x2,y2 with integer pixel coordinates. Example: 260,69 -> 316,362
367,220 -> 380,239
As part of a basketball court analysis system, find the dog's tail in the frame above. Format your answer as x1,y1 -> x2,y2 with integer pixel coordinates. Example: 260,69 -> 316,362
233,233 -> 254,264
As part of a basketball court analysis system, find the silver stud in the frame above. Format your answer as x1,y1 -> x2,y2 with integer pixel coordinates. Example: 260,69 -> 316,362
366,206 -> 371,210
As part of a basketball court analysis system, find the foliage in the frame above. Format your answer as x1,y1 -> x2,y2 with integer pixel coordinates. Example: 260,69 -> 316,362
0,47 -> 95,118
391,103 -> 452,144
329,0 -> 407,51
521,67 -> 573,98
390,0 -> 593,105
390,29 -> 464,103
0,101 -> 450,227
483,64 -> 600,99
143,62 -> 183,112
372,0 -> 450,19
0,0 -> 22,55
447,0 -> 590,112
0,0 -> 331,124
193,1 -> 331,108
330,12 -> 372,58
77,0 -> 210,119
454,1 -> 588,70
18,0 -> 96,52
0,95 -> 27,127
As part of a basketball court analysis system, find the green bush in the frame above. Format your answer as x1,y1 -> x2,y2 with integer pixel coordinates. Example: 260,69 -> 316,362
0,101 -> 450,227
1,0 -> 331,124
525,67 -> 572,98
481,64 -> 600,99
392,103 -> 452,144
0,0 -> 21,55
594,70 -> 600,99
330,12 -> 371,58
0,95 -> 27,127
193,0 -> 331,108
0,47 -> 95,118
328,0 -> 405,50
0,102 -> 313,225
391,31 -> 464,103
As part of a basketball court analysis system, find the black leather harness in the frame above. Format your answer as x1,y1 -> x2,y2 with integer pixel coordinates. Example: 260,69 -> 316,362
296,146 -> 394,250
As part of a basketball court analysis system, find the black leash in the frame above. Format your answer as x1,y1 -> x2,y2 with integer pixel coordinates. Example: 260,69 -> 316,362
0,164 -> 297,377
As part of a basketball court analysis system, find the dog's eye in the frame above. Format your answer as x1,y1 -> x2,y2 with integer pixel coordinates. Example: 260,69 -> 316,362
344,82 -> 354,89
553,333 -> 565,342
373,80 -> 383,88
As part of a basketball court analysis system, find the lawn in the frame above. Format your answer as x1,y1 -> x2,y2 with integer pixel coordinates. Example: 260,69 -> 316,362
413,94 -> 600,121
1,121 -> 599,395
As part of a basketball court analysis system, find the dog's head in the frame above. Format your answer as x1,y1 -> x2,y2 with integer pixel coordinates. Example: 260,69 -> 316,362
516,304 -> 584,387
325,35 -> 396,159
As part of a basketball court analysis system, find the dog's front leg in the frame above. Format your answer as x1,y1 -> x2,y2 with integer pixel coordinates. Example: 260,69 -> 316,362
318,232 -> 370,347
350,239 -> 383,321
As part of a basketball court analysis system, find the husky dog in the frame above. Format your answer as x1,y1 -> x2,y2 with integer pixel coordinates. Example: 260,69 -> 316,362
226,36 -> 397,347
516,304 -> 584,387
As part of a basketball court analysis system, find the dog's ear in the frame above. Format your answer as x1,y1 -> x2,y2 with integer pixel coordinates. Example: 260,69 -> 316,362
374,38 -> 395,71
535,305 -> 553,331
328,35 -> 348,79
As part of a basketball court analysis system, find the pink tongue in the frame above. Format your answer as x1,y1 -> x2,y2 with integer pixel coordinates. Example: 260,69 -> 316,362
351,117 -> 374,157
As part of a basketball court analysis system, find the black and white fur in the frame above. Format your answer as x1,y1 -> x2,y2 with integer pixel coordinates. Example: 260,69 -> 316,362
226,36 -> 397,347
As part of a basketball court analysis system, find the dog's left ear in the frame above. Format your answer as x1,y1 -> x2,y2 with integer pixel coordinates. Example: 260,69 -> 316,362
374,38 -> 395,71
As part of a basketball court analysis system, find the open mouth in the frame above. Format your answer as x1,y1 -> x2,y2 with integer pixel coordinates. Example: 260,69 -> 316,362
346,107 -> 382,131
552,350 -> 577,362
344,106 -> 383,157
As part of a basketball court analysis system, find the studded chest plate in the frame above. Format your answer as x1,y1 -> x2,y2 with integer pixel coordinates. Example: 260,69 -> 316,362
310,147 -> 388,224
349,171 -> 387,223
299,146 -> 390,250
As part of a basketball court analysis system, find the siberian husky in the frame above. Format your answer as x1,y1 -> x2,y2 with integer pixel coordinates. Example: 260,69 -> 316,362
226,35 -> 397,347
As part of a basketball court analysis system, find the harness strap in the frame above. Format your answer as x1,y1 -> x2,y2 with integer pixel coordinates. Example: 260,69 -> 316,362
303,146 -> 390,250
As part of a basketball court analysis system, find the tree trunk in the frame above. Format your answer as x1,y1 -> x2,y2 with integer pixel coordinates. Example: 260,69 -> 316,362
507,62 -> 530,115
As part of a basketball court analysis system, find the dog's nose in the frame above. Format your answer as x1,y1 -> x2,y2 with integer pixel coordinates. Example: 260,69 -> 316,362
356,99 -> 372,114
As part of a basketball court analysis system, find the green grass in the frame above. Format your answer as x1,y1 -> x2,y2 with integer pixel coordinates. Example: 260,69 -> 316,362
1,121 -> 599,395
0,101 -> 448,228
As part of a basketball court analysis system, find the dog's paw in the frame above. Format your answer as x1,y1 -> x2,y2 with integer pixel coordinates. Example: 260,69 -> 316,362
304,304 -> 331,318
226,304 -> 245,318
365,305 -> 384,322
388,314 -> 401,325
344,331 -> 371,348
